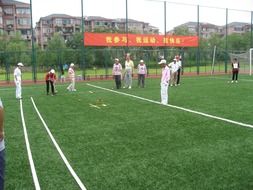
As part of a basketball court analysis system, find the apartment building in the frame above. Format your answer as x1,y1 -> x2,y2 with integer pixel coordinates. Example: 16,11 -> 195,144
85,17 -> 159,34
36,15 -> 159,48
0,0 -> 31,39
171,21 -> 251,39
35,14 -> 81,49
225,22 -> 251,35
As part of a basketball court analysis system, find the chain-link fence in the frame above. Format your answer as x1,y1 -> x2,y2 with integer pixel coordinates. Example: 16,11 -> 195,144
1,46 -> 242,82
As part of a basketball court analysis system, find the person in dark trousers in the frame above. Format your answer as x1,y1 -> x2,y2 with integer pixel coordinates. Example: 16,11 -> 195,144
175,55 -> 182,85
137,60 -> 147,88
45,69 -> 56,95
0,99 -> 5,190
112,58 -> 122,89
231,58 -> 239,83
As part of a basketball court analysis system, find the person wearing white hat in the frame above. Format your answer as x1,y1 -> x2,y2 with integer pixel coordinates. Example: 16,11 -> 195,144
112,58 -> 122,89
67,63 -> 76,91
45,69 -> 56,95
158,59 -> 170,105
137,60 -> 147,88
13,62 -> 24,99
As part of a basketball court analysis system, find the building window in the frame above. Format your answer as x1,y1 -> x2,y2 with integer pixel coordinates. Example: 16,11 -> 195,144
62,19 -> 71,25
16,8 -> 30,15
3,7 -> 13,15
55,19 -> 63,25
18,18 -> 31,26
0,17 -> 2,25
234,27 -> 243,32
6,19 -> 14,25
19,29 -> 30,35
0,7 -> 2,13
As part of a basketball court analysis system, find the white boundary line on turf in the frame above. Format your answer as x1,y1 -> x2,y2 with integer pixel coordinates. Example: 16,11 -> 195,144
30,97 -> 87,190
19,99 -> 41,190
87,83 -> 253,129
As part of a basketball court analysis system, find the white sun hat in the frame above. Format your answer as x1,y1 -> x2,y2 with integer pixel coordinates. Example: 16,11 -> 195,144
158,59 -> 166,64
17,62 -> 24,67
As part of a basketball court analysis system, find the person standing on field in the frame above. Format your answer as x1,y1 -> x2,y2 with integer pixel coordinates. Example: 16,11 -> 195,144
231,58 -> 239,83
123,53 -> 134,89
168,58 -> 178,86
67,63 -> 76,91
175,55 -> 182,85
159,59 -> 170,105
112,58 -> 122,89
14,62 -> 24,99
137,60 -> 147,88
0,99 -> 5,190
45,69 -> 56,95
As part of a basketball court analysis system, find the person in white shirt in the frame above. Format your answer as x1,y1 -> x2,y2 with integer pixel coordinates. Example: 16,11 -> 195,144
159,59 -> 170,105
67,63 -> 76,91
168,58 -> 179,86
112,58 -> 122,89
13,62 -> 24,99
137,60 -> 147,88
123,53 -> 134,89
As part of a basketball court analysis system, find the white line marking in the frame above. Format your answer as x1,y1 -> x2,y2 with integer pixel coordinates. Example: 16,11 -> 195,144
89,104 -> 101,109
19,99 -> 41,190
87,83 -> 253,129
30,97 -> 87,190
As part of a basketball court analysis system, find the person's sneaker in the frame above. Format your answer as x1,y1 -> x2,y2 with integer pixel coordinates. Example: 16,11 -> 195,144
235,81 -> 238,83
128,86 -> 131,89
231,81 -> 234,83
73,89 -> 77,91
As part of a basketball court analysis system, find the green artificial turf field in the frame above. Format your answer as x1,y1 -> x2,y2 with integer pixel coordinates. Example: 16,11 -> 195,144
2,74 -> 253,190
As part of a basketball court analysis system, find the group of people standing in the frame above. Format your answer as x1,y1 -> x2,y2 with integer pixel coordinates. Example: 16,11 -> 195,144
112,53 -> 147,89
112,53 -> 182,105
45,62 -> 76,96
13,62 -> 77,99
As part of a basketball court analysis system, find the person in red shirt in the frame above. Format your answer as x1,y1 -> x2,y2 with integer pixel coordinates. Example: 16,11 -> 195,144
45,69 -> 56,95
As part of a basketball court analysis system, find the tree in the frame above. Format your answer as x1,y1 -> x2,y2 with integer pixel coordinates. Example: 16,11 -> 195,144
173,26 -> 193,36
47,33 -> 66,50
44,33 -> 67,69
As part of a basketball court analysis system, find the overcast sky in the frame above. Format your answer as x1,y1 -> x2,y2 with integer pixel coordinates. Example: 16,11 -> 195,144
20,0 -> 253,33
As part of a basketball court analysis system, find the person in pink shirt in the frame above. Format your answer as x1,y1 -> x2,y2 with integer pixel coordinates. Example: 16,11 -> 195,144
112,58 -> 122,89
137,60 -> 147,88
67,63 -> 76,91
158,59 -> 170,105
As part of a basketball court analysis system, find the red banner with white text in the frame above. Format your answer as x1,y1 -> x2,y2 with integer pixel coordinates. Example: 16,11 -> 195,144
84,32 -> 198,47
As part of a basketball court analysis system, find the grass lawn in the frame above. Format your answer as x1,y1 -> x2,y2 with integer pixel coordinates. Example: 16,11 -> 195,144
2,74 -> 253,189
